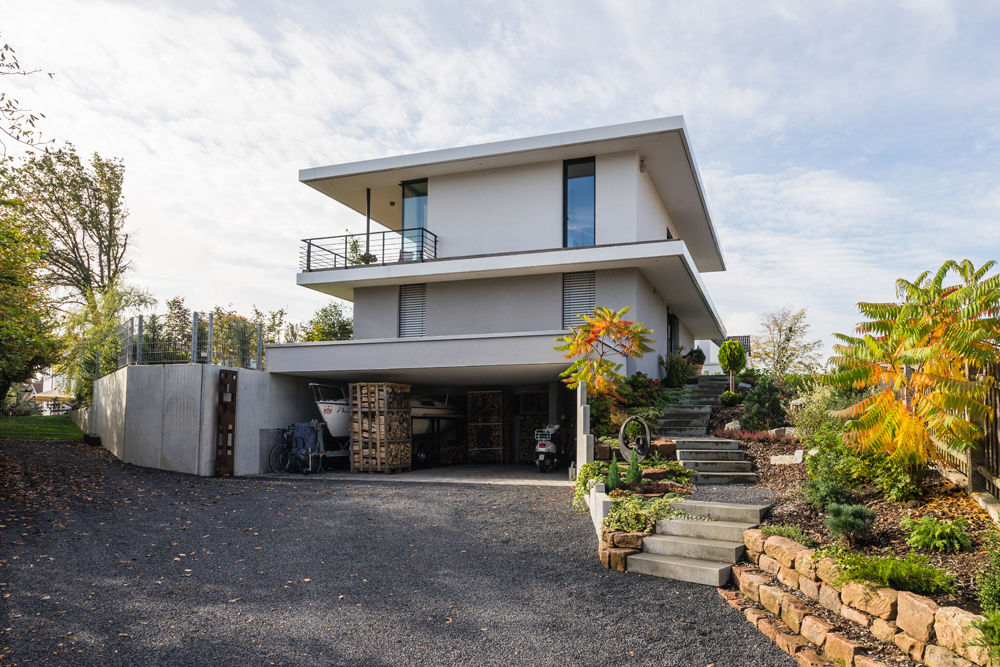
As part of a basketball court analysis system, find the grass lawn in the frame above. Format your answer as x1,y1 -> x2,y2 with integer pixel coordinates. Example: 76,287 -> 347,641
0,414 -> 84,440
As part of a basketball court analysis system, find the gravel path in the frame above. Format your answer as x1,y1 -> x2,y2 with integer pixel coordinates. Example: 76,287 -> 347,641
1,439 -> 792,666
688,484 -> 779,505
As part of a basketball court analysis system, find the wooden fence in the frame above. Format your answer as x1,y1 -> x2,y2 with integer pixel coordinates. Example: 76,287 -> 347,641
980,363 -> 1000,499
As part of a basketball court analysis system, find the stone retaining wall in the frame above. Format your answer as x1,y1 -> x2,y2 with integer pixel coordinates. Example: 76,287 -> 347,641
729,530 -> 996,667
598,528 -> 644,572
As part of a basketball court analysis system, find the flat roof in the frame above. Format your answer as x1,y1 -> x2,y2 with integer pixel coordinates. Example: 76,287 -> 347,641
299,117 -> 725,273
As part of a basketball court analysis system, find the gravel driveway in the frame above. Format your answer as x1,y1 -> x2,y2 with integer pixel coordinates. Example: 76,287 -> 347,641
0,439 -> 791,666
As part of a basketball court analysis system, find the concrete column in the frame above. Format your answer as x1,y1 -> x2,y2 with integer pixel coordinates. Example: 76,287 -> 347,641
576,383 -> 594,466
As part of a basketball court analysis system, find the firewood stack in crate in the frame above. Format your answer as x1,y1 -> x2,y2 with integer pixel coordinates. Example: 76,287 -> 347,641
348,382 -> 412,473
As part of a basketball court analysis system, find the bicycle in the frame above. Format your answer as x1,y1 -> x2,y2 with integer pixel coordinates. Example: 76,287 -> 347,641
268,427 -> 293,473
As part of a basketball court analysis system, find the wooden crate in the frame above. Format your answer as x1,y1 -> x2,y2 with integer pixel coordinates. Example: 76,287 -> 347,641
517,390 -> 548,463
349,382 -> 412,473
467,390 -> 512,464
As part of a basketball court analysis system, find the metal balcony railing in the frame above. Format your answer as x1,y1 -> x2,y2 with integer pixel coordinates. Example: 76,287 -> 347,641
299,229 -> 438,271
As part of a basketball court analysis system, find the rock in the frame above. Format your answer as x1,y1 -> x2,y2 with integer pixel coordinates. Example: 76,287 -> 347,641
798,577 -> 820,601
792,449 -> 805,464
746,549 -> 761,565
794,649 -> 828,667
612,532 -> 644,549
800,614 -> 833,647
764,535 -> 808,569
922,644 -> 976,667
782,596 -> 812,633
770,454 -> 799,465
818,584 -> 841,613
739,572 -> 772,603
790,397 -> 806,407
758,584 -> 785,615
769,427 -> 798,438
759,554 -> 781,575
896,591 -> 938,643
744,528 -> 766,553
607,547 -> 640,572
598,540 -> 611,569
758,617 -> 793,641
794,549 -> 818,579
894,631 -> 926,661
642,468 -> 674,481
775,631 -> 811,656
870,618 -> 898,643
724,420 -> 742,432
815,557 -> 841,584
737,382 -> 752,391
840,581 -> 897,620
594,443 -> 611,460
840,603 -> 870,628
934,606 -> 990,665
745,607 -> 769,626
778,565 -> 800,589
854,658 -> 891,667
824,632 -> 869,666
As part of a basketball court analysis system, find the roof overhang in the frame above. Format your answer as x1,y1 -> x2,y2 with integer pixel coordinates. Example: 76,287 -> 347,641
299,116 -> 724,273
297,240 -> 726,339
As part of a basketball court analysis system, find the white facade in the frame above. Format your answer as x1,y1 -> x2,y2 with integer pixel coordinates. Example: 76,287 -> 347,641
269,117 -> 726,388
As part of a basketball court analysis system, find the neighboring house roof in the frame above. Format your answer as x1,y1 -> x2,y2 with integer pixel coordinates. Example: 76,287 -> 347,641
299,116 -> 725,273
711,335 -> 752,357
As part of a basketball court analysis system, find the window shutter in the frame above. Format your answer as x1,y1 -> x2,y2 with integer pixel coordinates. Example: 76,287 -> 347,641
562,271 -> 595,328
399,284 -> 427,338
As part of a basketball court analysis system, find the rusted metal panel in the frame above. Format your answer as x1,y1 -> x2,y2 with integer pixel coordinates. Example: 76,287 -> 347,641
215,369 -> 237,476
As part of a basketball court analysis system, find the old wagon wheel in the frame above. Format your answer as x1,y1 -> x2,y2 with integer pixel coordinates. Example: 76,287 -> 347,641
618,416 -> 651,462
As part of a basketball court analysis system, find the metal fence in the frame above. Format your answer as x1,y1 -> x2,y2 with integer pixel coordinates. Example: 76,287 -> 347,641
980,363 -> 1000,499
300,229 -> 438,272
108,311 -> 264,376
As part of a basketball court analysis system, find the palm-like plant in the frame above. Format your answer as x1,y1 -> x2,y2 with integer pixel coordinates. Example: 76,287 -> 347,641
826,259 -> 1000,479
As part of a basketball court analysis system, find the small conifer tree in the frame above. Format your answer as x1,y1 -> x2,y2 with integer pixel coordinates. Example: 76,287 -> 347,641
626,448 -> 642,485
606,454 -> 622,491
825,503 -> 875,547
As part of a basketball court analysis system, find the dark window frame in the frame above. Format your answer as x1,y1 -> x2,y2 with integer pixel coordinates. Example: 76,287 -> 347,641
563,157 -> 595,248
401,178 -> 428,231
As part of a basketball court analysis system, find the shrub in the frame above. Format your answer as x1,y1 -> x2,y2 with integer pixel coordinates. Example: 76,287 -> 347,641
642,457 -> 691,484
718,340 -> 747,391
900,516 -> 971,553
573,460 -> 610,510
835,551 -> 955,594
644,493 -> 686,521
606,456 -> 622,491
824,503 -> 875,546
684,347 -> 706,365
970,609 -> 1000,665
786,381 -> 855,440
625,448 -> 642,485
720,390 -> 743,407
803,477 -> 857,510
659,352 -> 696,388
742,377 -> 785,431
602,495 -> 654,533
760,524 -> 819,548
978,531 -> 1000,612
619,372 -> 665,409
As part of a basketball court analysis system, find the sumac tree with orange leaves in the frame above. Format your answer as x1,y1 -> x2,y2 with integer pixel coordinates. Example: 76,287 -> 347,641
555,306 -> 654,399
826,259 -> 1000,480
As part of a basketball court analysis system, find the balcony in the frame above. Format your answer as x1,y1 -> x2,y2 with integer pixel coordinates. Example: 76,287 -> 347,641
300,229 -> 438,272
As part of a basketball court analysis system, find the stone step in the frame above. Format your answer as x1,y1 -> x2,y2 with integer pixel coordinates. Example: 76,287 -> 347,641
656,417 -> 710,427
675,499 -> 772,524
626,553 -> 733,586
680,460 -> 753,473
642,534 -> 746,562
671,438 -> 741,451
676,449 -> 746,461
688,471 -> 759,485
656,517 -> 758,543
654,426 -> 709,437
659,406 -> 712,417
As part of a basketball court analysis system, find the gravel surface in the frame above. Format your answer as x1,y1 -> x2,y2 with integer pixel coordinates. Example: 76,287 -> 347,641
1,439 -> 792,666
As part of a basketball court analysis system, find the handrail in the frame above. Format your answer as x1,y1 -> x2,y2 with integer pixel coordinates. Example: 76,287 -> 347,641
299,229 -> 438,271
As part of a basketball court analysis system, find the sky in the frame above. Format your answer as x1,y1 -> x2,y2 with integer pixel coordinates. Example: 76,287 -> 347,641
5,0 -> 1000,355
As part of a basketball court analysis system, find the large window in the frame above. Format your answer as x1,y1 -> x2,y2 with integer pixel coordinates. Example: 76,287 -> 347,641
563,158 -> 595,247
401,179 -> 428,260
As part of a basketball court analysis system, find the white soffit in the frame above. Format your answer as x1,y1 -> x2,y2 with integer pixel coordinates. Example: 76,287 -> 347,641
299,117 -> 724,273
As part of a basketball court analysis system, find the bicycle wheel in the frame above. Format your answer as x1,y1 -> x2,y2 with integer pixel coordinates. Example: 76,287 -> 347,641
268,443 -> 290,473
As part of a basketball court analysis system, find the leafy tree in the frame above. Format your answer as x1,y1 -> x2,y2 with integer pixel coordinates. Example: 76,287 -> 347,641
555,306 -> 654,399
0,197 -> 58,403
302,301 -> 353,341
826,259 -> 1000,480
753,306 -> 824,376
59,282 -> 153,402
718,339 -> 747,392
8,144 -> 130,305
1,36 -> 53,161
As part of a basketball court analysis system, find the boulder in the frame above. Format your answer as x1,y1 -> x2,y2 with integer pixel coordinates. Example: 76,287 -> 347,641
764,535 -> 808,569
934,606 -> 990,665
922,644 -> 976,667
824,632 -> 869,666
744,529 -> 766,553
800,615 -> 832,647
840,581 -> 897,620
724,420 -> 742,432
896,591 -> 938,643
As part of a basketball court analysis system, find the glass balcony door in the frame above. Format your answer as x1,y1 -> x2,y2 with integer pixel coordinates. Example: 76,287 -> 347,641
401,179 -> 428,261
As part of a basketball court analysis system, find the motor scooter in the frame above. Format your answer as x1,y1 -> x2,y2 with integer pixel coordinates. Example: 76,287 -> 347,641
534,424 -> 564,473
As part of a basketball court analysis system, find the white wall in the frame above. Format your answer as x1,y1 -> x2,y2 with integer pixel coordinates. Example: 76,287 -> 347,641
353,285 -> 398,339
595,152 -> 638,246
636,167 -> 677,241
428,161 -> 562,257
92,365 -> 128,458
426,274 -> 561,335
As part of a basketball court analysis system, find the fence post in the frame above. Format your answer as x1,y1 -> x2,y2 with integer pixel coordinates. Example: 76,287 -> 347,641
128,317 -> 135,366
207,312 -> 215,366
256,323 -> 263,370
136,314 -> 144,365
306,242 -> 312,271
192,312 -> 200,363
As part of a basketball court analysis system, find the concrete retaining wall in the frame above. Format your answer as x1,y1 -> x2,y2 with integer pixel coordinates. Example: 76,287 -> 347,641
90,364 -> 315,477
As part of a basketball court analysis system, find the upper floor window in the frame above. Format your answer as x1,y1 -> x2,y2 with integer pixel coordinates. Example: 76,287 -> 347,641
402,179 -> 427,230
563,157 -> 595,247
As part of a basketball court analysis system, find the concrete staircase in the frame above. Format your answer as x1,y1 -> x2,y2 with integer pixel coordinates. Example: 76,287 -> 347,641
627,499 -> 771,586
675,437 -> 758,485
653,375 -> 730,438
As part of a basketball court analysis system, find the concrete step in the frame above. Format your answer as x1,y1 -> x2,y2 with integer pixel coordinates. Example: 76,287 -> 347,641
688,471 -> 759,485
671,438 -> 741,451
676,449 -> 746,461
675,499 -> 772,524
642,534 -> 746,562
654,426 -> 709,437
680,460 -> 753,473
626,553 -> 733,586
656,417 -> 710,427
660,406 -> 712,417
656,517 -> 758,543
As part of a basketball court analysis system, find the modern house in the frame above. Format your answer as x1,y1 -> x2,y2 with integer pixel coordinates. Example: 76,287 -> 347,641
266,117 -> 728,464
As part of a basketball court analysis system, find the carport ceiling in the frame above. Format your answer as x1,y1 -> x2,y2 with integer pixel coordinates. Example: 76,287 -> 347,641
279,363 -> 566,387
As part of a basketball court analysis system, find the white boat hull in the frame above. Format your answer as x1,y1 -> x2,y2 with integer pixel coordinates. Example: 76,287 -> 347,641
316,400 -> 350,438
